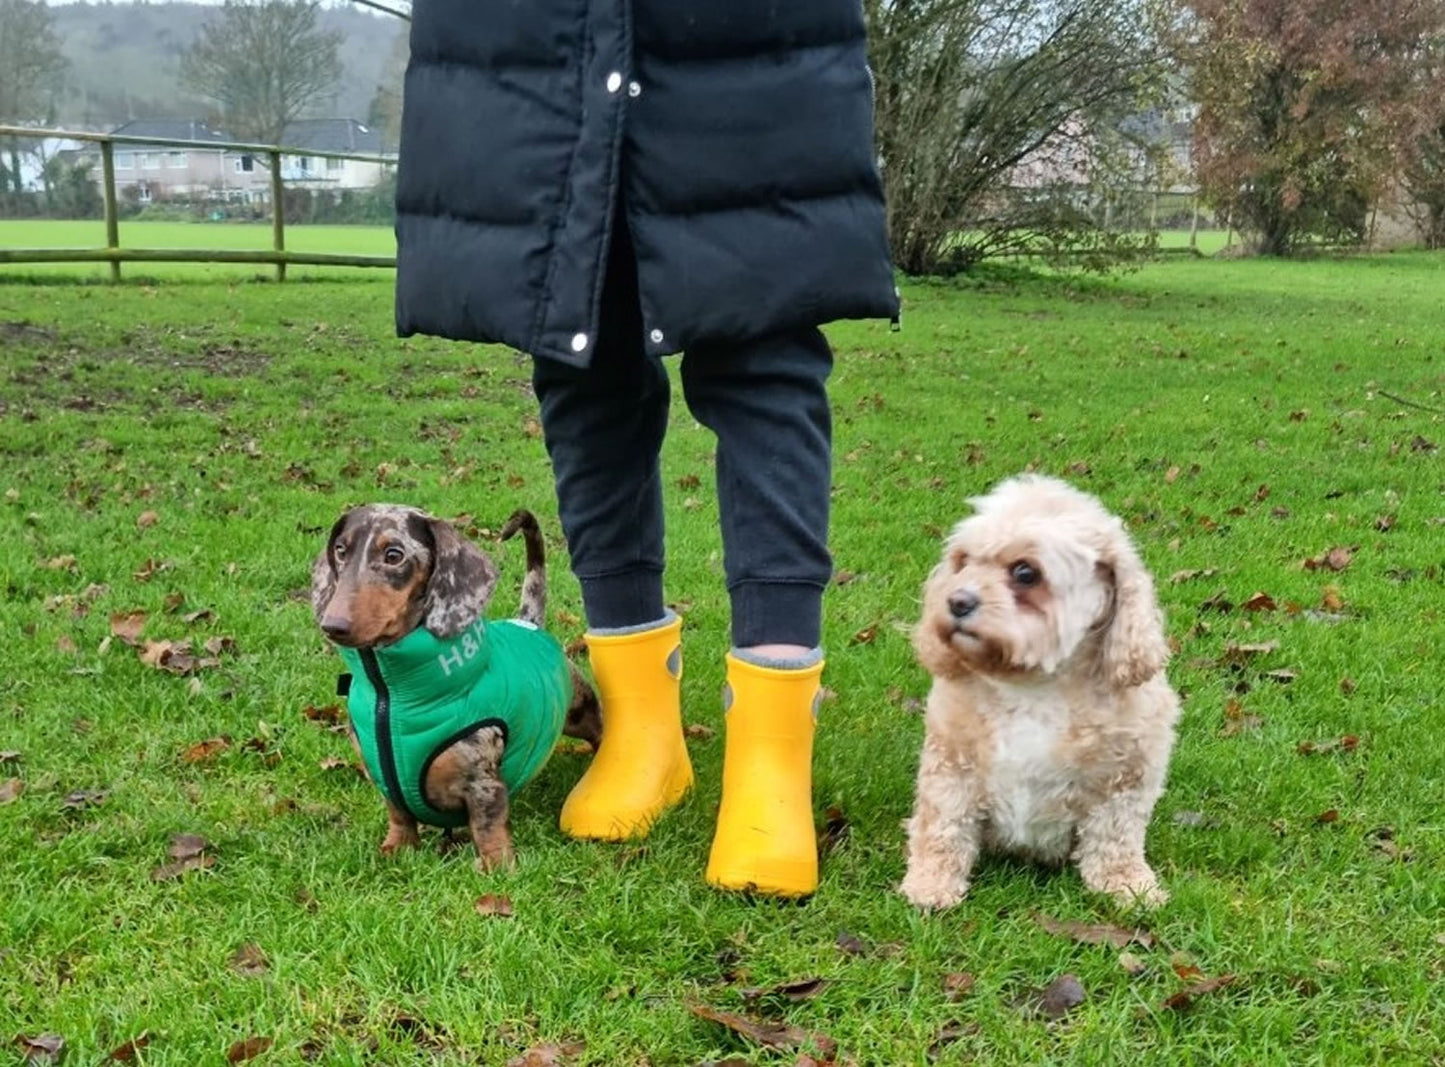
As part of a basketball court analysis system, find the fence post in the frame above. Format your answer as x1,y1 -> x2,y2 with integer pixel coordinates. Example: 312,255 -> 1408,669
99,139 -> 121,282
270,149 -> 285,282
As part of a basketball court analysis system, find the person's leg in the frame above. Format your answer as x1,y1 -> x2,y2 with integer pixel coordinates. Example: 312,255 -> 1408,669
532,224 -> 692,840
680,327 -> 834,896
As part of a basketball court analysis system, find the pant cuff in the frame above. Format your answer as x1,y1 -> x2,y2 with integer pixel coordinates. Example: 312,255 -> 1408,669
578,569 -> 666,631
730,580 -> 824,648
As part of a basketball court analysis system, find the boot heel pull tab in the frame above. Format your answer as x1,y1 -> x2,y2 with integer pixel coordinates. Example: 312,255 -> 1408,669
666,646 -> 682,680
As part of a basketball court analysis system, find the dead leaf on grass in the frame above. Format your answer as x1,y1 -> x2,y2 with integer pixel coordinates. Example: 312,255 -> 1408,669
1302,546 -> 1356,572
684,723 -> 716,740
1118,952 -> 1149,977
1161,974 -> 1235,1011
181,737 -> 231,764
43,555 -> 77,572
1221,641 -> 1279,666
151,853 -> 215,881
1241,591 -> 1277,612
475,894 -> 515,918
182,609 -> 215,624
1169,568 -> 1218,584
687,1003 -> 837,1058
230,943 -> 270,976
15,1033 -> 65,1064
1263,668 -> 1299,684
132,558 -> 172,583
0,778 -> 20,804
1297,735 -> 1360,756
1220,698 -> 1263,737
109,1032 -> 151,1062
137,510 -> 160,529
1017,973 -> 1086,1020
302,704 -> 345,727
169,833 -> 209,860
1314,809 -> 1340,824
850,624 -> 878,645
943,972 -> 977,1000
62,789 -> 106,810
55,634 -> 78,655
1199,588 -> 1234,613
505,1041 -> 586,1067
1032,913 -> 1154,949
817,805 -> 850,856
741,977 -> 827,1003
226,1036 -> 273,1063
928,1021 -> 979,1058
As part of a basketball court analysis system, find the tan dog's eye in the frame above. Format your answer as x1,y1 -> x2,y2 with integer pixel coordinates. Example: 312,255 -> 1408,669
332,542 -> 347,562
949,549 -> 968,572
1010,561 -> 1041,586
383,546 -> 405,565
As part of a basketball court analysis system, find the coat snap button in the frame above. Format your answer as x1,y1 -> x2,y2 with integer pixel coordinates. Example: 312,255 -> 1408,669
627,81 -> 641,98
571,332 -> 589,352
605,72 -> 623,93
648,328 -> 664,344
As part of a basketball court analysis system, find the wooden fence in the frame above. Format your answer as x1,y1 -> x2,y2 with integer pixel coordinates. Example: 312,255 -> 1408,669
0,124 -> 397,281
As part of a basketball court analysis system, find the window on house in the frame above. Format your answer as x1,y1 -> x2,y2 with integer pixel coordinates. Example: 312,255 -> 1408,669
115,152 -> 134,169
234,155 -> 254,173
137,184 -> 152,203
140,153 -> 159,169
296,156 -> 312,173
326,157 -> 344,172
167,152 -> 187,168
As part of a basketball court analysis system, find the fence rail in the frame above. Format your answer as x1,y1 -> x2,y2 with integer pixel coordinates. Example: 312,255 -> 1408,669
0,124 -> 397,280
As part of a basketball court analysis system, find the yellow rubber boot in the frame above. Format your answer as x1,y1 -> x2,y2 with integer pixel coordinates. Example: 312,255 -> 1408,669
705,652 -> 823,897
559,615 -> 693,840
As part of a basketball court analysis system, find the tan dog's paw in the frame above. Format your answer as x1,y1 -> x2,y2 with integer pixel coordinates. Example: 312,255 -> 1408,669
1086,866 -> 1168,909
900,867 -> 969,911
380,827 -> 421,855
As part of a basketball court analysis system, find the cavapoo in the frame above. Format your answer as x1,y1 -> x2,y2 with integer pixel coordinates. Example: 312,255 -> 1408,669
900,474 -> 1179,910
311,505 -> 600,871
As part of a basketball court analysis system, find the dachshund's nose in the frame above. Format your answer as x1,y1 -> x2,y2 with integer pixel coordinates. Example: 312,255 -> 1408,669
948,590 -> 981,619
321,615 -> 352,640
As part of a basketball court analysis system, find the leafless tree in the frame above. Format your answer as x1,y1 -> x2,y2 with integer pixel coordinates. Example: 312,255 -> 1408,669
865,0 -> 1170,273
180,0 -> 343,147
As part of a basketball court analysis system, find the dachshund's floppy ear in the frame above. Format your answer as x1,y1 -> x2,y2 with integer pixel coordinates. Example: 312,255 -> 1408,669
421,515 -> 498,637
1096,518 -> 1170,689
311,511 -> 350,628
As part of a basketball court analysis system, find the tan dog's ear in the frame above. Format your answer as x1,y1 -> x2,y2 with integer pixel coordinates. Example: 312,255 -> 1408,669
1096,519 -> 1169,688
311,512 -> 349,628
421,516 -> 498,637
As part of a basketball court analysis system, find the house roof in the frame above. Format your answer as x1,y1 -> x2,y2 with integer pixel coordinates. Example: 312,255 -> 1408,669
103,118 -> 231,153
280,119 -> 393,156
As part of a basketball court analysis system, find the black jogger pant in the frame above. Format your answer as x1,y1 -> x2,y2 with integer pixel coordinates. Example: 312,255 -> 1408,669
530,225 -> 834,649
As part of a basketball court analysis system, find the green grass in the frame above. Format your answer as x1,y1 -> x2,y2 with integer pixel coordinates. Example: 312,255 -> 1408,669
2,252 -> 1444,1064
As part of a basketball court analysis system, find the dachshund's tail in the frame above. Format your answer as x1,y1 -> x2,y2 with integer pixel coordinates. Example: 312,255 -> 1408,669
500,509 -> 546,627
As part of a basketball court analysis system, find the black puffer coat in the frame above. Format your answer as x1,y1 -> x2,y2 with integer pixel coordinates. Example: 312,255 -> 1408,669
394,0 -> 899,367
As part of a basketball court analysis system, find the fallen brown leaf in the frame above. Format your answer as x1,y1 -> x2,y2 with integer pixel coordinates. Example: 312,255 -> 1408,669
1033,913 -> 1154,949
1170,568 -> 1218,584
1221,641 -> 1279,666
1320,585 -> 1345,612
505,1042 -> 586,1067
55,634 -> 78,655
150,854 -> 215,881
1220,698 -> 1263,737
169,833 -> 209,860
1263,669 -> 1298,684
302,704 -> 345,727
1339,677 -> 1357,695
1118,951 -> 1148,977
687,1003 -> 837,1058
0,750 -> 19,763
181,737 -> 231,764
928,1021 -> 979,1058
943,971 -> 977,1000
15,1033 -> 64,1065
1161,974 -> 1235,1011
741,977 -> 827,1003
850,624 -> 878,645
1241,591 -> 1277,612
1019,973 -> 1086,1020
817,805 -> 849,856
62,789 -> 106,809
1297,735 -> 1360,756
475,894 -> 515,918
1254,483 -> 1271,502
43,555 -> 77,571
132,558 -> 171,582
0,778 -> 22,804
1315,809 -> 1340,824
137,510 -> 160,529
230,943 -> 269,976
226,1037 -> 273,1063
1302,546 -> 1355,572
182,609 -> 215,624
108,1032 -> 151,1062
684,723 -> 716,740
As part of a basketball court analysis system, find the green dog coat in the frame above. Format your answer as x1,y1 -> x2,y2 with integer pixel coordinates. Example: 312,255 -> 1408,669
337,617 -> 572,828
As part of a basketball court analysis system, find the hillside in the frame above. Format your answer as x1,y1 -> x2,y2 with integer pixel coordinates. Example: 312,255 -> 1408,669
49,1 -> 407,136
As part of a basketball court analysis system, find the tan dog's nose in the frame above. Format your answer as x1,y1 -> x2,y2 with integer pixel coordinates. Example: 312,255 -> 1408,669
948,590 -> 981,619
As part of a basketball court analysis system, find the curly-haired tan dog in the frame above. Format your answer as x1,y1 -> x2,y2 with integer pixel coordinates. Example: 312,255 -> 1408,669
900,475 -> 1179,910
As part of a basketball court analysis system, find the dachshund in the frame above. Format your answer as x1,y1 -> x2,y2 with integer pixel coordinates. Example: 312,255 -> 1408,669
312,505 -> 600,871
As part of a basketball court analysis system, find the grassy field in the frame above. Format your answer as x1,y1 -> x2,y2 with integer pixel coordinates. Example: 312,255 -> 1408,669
1,251 -> 1443,1064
